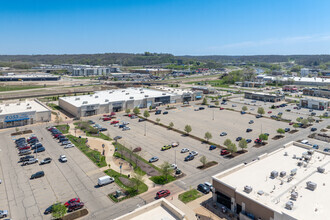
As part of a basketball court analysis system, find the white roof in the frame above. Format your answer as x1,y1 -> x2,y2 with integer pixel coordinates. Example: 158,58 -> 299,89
60,88 -> 177,107
153,86 -> 195,95
213,142 -> 330,220
283,77 -> 330,83
0,100 -> 50,115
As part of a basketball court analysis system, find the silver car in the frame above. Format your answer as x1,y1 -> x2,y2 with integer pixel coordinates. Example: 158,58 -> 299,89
0,210 -> 8,218
122,127 -> 130,131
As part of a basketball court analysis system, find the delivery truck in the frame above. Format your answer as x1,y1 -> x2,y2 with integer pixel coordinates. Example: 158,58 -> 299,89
98,176 -> 115,186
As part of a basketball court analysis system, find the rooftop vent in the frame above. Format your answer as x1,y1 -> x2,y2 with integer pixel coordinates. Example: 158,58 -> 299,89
291,192 -> 298,200
90,95 -> 93,97
83,101 -> 88,104
27,106 -> 32,109
270,171 -> 278,179
95,96 -> 99,98
162,93 -> 166,95
317,167 -> 325,173
140,91 -> 144,93
27,103 -> 30,106
130,97 -> 134,99
306,181 -> 317,191
280,171 -> 286,177
122,90 -> 125,92
5,104 -> 9,106
16,103 -> 20,105
307,150 -> 314,155
145,95 -> 149,97
257,190 -> 264,195
126,93 -> 129,95
285,201 -> 294,210
244,185 -> 252,193
75,98 -> 80,101
105,99 -> 109,102
291,168 -> 297,176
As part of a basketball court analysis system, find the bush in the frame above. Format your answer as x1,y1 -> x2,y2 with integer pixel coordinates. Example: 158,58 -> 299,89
150,175 -> 175,185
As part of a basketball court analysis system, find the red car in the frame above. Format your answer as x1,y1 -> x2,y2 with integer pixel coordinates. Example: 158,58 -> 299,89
110,112 -> 116,116
67,202 -> 84,212
128,114 -> 135,117
254,139 -> 262,144
27,136 -> 37,141
54,134 -> 63,138
156,190 -> 171,199
289,122 -> 294,125
111,120 -> 119,124
220,149 -> 229,155
64,198 -> 80,207
103,117 -> 112,121
220,107 -> 225,110
268,111 -> 272,114
48,127 -> 56,131
18,145 -> 31,150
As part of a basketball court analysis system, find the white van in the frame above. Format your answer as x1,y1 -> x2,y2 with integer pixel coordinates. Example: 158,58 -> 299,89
301,140 -> 309,144
98,176 -> 114,186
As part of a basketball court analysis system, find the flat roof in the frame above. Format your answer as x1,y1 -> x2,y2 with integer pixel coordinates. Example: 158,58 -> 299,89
60,87 -> 177,107
213,142 -> 330,220
0,74 -> 59,78
301,97 -> 330,102
153,86 -> 196,95
245,91 -> 283,97
0,100 -> 50,115
114,198 -> 185,220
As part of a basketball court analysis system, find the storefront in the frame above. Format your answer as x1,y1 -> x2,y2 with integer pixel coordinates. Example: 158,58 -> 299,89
0,112 -> 35,129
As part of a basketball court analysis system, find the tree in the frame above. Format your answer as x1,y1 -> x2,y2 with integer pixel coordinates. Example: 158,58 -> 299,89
133,107 -> 140,115
238,139 -> 247,151
242,106 -> 248,111
200,155 -> 207,167
204,132 -> 212,142
156,118 -> 160,124
277,128 -> 285,134
149,105 -> 153,111
227,143 -> 237,154
169,122 -> 174,129
215,100 -> 219,106
143,110 -> 150,118
259,134 -> 268,142
184,125 -> 192,135
301,118 -> 308,126
52,203 -> 67,219
257,107 -> 265,115
160,161 -> 172,181
132,172 -> 145,192
125,109 -> 131,115
202,98 -> 208,105
296,117 -> 302,123
307,116 -> 314,123
224,139 -> 232,147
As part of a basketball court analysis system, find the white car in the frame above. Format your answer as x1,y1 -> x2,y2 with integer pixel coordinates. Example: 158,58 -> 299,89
59,155 -> 67,162
114,123 -> 119,127
122,127 -> 130,131
189,151 -> 198,156
0,210 -> 8,218
181,148 -> 189,153
64,144 -> 75,149
122,121 -> 130,125
170,164 -> 177,170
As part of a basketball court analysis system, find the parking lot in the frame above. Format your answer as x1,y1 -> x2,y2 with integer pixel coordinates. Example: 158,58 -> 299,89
0,125 -> 118,220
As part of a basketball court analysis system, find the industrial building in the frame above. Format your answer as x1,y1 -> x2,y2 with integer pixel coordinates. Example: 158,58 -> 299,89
299,97 -> 330,110
0,73 -> 60,81
0,100 -> 51,129
212,141 -> 330,220
244,92 -> 285,102
303,88 -> 330,98
59,88 -> 183,118
154,86 -> 203,102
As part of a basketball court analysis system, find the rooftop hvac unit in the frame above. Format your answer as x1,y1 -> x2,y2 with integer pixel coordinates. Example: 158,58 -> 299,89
291,168 -> 297,176
308,150 -> 314,155
304,155 -> 311,161
291,192 -> 298,200
5,104 -> 9,106
140,91 -> 144,93
90,95 -> 93,97
280,171 -> 286,177
83,101 -> 88,104
122,90 -> 125,92
244,185 -> 252,193
95,96 -> 99,98
130,97 -> 134,99
75,98 -> 80,100
270,171 -> 278,178
285,201 -> 294,210
257,190 -> 264,195
17,103 -> 20,105
27,106 -> 32,109
145,95 -> 149,97
306,181 -> 317,191
317,167 -> 325,173
27,103 -> 30,106
284,152 -> 288,156
126,93 -> 129,95
105,99 -> 109,102
162,93 -> 166,95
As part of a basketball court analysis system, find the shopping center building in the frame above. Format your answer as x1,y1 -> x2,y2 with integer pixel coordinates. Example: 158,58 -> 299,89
59,87 -> 184,118
212,141 -> 330,220
0,100 -> 51,129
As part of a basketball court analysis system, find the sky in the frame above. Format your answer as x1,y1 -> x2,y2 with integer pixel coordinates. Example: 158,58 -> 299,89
1,0 -> 330,55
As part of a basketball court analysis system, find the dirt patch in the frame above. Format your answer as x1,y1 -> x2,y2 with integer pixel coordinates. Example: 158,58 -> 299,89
165,107 -> 177,110
119,177 -> 134,187
321,129 -> 328,132
181,105 -> 191,107
272,135 -> 284,140
11,130 -> 33,136
289,129 -> 299,134
197,161 -> 218,170
62,208 -> 89,220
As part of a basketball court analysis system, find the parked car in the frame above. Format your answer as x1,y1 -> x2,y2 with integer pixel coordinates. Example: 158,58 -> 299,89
22,158 -> 38,166
189,151 -> 198,156
170,164 -> 177,170
44,203 -> 61,215
199,107 -> 205,110
18,145 -> 31,150
122,127 -> 131,131
220,132 -> 227,136
324,148 -> 330,152
114,136 -> 122,141
119,124 -> 126,128
99,128 -> 107,132
111,120 -> 119,125
264,133 -> 269,136
138,118 -> 146,122
220,107 -> 225,110
103,117 -> 112,121
236,137 -> 242,141
156,190 -> 171,199
171,142 -> 179,147
163,111 -> 168,115
232,104 -> 237,107
246,128 -> 252,132
155,110 -> 162,115
64,144 -> 75,149
19,150 -> 32,156
220,149 -> 229,155
59,155 -> 67,162
40,157 -> 52,165
312,144 -> 319,149
204,182 -> 213,190
88,120 -> 95,124
34,147 -> 45,153
133,147 -> 142,152
254,139 -> 262,144
19,155 -> 35,162
246,139 -> 252,143
256,114 -> 262,118
181,148 -> 189,153
149,156 -> 159,163
197,184 -> 210,194
249,120 -> 254,124
59,138 -> 69,142
311,127 -> 317,132
30,171 -> 45,179
268,111 -> 272,114
31,143 -> 43,150
98,176 -> 115,186
64,198 -> 81,207
194,108 -> 199,111
61,141 -> 71,146
184,154 -> 194,161
161,145 -> 172,151
68,202 -> 84,212
209,145 -> 217,150
285,128 -> 290,132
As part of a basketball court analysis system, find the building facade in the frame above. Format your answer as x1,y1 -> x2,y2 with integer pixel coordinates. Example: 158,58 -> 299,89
244,92 -> 285,102
282,85 -> 298,92
299,98 -> 329,110
303,88 -> 330,98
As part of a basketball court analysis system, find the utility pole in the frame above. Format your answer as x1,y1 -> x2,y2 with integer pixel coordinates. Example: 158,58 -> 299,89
175,148 -> 176,165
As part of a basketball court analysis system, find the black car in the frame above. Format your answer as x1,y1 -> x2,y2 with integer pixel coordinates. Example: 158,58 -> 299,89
56,135 -> 65,139
28,138 -> 39,144
59,138 -> 69,143
155,110 -> 162,115
197,184 -> 210,194
19,155 -> 35,162
99,128 -> 107,131
31,143 -> 43,150
138,118 -> 146,122
311,127 -> 317,132
44,202 -> 61,214
114,136 -> 122,141
199,107 -> 205,110
256,114 -> 262,118
15,137 -> 25,143
246,128 -> 253,132
34,147 -> 45,153
30,171 -> 45,179
236,137 -> 242,141
163,111 -> 169,115
184,154 -> 194,161
284,128 -> 290,132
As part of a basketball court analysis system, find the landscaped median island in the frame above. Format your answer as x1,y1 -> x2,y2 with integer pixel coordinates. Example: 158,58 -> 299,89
178,189 -> 203,204
55,124 -> 70,134
74,121 -> 111,140
104,169 -> 148,203
66,135 -> 107,167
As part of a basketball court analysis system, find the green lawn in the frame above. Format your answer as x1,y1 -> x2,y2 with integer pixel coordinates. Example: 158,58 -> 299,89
113,151 -> 146,175
55,124 -> 70,134
47,103 -> 61,111
178,189 -> 202,204
0,85 -> 45,92
66,135 -> 107,167
74,121 -> 111,141
149,175 -> 176,185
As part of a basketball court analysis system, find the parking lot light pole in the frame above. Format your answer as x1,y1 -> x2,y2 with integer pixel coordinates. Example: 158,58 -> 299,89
144,121 -> 146,136
213,109 -> 215,120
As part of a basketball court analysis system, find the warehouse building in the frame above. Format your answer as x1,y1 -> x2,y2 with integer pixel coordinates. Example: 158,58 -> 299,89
0,100 -> 51,129
212,141 -> 330,220
244,92 -> 285,102
154,86 -> 203,102
59,88 -> 182,118
299,97 -> 329,110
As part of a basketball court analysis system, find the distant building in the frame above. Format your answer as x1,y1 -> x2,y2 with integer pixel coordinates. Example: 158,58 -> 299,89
282,85 -> 298,92
0,73 -> 60,81
300,97 -> 329,110
300,68 -> 310,77
129,68 -> 172,75
191,86 -> 216,94
72,67 -> 116,76
244,92 -> 285,102
154,86 -> 203,101
235,81 -> 265,88
303,88 -> 330,98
